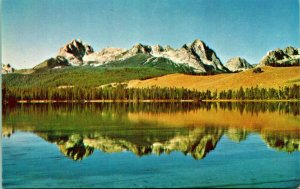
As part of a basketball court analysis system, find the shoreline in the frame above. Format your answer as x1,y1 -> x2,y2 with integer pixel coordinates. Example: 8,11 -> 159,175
14,99 -> 300,103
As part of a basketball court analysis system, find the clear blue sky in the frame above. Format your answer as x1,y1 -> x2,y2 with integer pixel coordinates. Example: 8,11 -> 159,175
2,0 -> 299,69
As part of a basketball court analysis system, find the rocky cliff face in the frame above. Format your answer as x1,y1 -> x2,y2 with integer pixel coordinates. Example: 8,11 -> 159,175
56,39 -> 229,73
83,47 -> 127,65
225,57 -> 253,72
258,46 -> 300,67
58,39 -> 94,65
2,64 -> 14,74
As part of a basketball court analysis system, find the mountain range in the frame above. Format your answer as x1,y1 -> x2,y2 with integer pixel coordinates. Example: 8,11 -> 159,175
2,39 -> 299,91
54,38 -> 230,74
3,39 -> 300,75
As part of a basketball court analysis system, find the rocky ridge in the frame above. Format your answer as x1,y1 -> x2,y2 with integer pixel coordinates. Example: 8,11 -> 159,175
2,64 -> 14,74
258,46 -> 300,67
56,39 -> 229,73
32,127 -> 300,161
58,39 -> 94,65
225,57 -> 253,72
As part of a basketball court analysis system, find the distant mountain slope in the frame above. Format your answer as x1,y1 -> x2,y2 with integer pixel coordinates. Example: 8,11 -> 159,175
225,57 -> 253,72
258,46 -> 300,67
33,56 -> 70,71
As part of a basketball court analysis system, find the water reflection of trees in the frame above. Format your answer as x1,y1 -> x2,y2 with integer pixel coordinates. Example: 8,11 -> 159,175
3,101 -> 300,115
218,102 -> 299,116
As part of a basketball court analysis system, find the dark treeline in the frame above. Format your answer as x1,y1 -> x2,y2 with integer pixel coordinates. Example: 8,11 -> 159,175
2,84 -> 300,103
3,101 -> 300,116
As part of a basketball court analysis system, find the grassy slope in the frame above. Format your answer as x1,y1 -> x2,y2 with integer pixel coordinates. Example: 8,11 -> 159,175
127,66 -> 300,91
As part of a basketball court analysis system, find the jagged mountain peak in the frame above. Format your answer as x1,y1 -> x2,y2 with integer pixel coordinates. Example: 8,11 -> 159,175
225,57 -> 253,72
181,39 -> 207,51
228,57 -> 246,62
58,39 -> 94,65
284,46 -> 299,56
164,45 -> 173,51
71,39 -> 81,46
180,39 -> 228,72
130,43 -> 151,54
151,44 -> 164,52
191,38 -> 207,50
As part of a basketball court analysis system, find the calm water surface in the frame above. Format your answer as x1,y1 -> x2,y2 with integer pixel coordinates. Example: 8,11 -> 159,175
2,102 -> 300,188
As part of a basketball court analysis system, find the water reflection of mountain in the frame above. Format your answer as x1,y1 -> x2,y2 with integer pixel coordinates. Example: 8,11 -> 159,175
33,127 -> 224,161
38,133 -> 94,161
3,126 -> 300,161
3,102 -> 300,161
261,132 -> 300,153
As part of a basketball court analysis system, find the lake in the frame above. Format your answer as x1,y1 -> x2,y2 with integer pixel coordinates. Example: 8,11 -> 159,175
2,102 -> 300,188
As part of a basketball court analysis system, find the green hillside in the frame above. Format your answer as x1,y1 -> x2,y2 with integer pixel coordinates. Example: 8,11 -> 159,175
102,54 -> 196,74
3,66 -> 174,88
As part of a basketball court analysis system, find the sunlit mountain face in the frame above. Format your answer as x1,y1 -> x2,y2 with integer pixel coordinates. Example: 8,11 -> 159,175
3,102 -> 299,161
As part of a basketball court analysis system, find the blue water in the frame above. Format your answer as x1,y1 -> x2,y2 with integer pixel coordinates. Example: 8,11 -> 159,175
3,132 -> 300,188
2,103 -> 300,188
